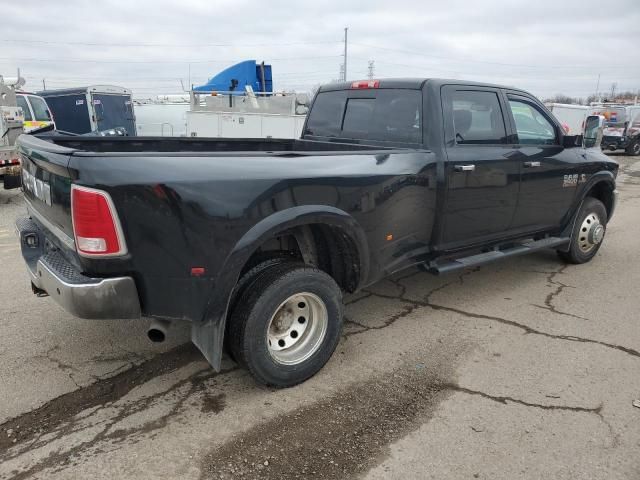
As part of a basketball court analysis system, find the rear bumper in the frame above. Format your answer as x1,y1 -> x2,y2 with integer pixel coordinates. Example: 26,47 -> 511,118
16,216 -> 141,319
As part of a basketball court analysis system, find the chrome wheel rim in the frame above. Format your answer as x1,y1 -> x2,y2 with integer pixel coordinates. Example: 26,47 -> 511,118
578,212 -> 604,253
266,292 -> 328,365
633,143 -> 640,155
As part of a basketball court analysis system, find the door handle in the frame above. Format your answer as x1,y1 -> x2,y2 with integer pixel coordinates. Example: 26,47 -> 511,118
523,161 -> 541,168
454,164 -> 476,172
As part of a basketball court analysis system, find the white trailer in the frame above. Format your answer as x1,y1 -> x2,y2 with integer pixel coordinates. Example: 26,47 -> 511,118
134,101 -> 190,136
546,103 -> 594,135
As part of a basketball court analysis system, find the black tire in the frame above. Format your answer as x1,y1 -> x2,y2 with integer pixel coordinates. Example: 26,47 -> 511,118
227,263 -> 343,388
626,139 -> 640,156
558,197 -> 608,264
224,255 -> 294,360
228,253 -> 297,314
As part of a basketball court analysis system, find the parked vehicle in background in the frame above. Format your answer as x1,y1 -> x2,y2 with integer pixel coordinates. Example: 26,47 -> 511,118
16,92 -> 56,133
134,96 -> 190,136
592,104 -> 640,155
16,78 -> 617,387
186,89 -> 308,139
0,72 -> 25,189
38,85 -> 137,136
546,103 -> 592,135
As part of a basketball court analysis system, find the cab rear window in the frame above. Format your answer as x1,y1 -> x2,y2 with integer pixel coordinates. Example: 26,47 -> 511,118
305,89 -> 422,144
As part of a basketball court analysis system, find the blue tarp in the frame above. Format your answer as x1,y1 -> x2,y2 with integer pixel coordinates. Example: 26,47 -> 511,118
193,60 -> 273,93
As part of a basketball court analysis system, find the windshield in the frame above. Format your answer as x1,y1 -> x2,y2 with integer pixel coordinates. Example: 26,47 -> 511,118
16,95 -> 32,121
28,96 -> 52,121
305,89 -> 422,144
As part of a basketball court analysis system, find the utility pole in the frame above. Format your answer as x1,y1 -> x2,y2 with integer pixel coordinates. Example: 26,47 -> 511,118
610,82 -> 617,101
367,60 -> 375,80
343,27 -> 348,82
594,73 -> 600,103
42,78 -> 46,90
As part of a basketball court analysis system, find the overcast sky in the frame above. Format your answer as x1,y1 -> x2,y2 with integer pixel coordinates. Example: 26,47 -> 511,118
2,0 -> 639,100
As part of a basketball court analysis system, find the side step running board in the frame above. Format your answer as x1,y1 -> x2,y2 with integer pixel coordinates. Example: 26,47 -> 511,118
426,237 -> 570,275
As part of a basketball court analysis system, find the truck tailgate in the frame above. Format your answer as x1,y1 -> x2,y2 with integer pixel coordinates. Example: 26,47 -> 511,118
17,134 -> 76,251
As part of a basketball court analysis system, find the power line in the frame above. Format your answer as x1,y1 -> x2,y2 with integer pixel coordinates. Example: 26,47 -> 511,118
23,69 -> 336,82
351,42 -> 635,70
1,38 -> 342,48
350,56 -> 640,81
0,55 -> 342,64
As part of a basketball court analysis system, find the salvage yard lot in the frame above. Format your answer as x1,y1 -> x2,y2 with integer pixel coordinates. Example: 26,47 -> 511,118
1,154 -> 639,480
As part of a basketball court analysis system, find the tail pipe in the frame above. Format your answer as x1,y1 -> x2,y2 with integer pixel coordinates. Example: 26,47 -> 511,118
147,319 -> 172,343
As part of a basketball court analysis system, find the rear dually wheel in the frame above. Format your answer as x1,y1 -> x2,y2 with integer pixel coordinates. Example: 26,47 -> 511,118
227,263 -> 343,388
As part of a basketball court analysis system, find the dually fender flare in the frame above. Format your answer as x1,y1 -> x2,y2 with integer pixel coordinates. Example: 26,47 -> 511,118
191,205 -> 370,370
558,171 -> 616,251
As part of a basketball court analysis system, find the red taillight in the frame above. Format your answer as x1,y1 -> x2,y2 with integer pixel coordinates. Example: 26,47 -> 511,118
71,185 -> 127,257
351,80 -> 379,89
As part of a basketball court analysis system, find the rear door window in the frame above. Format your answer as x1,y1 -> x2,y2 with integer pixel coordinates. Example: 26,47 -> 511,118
450,90 -> 507,144
305,89 -> 422,144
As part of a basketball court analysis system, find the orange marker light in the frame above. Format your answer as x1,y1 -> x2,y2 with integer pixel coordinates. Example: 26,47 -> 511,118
386,234 -> 394,241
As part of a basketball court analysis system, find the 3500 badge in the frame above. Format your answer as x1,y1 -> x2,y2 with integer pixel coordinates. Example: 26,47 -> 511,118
563,173 -> 587,188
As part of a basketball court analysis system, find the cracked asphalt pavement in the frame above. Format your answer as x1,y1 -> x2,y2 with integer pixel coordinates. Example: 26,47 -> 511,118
1,154 -> 639,479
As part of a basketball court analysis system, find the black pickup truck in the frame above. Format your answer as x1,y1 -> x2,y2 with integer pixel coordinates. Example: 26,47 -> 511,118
16,79 -> 618,387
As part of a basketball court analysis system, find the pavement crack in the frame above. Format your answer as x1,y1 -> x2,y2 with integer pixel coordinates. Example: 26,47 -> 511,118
343,301 -> 418,338
343,269 -> 478,338
425,302 -> 640,360
344,292 -> 373,306
4,363 -> 238,479
0,344 -> 205,461
532,266 -> 590,321
444,383 -> 620,448
40,346 -> 88,388
345,266 -> 639,361
443,383 -> 602,414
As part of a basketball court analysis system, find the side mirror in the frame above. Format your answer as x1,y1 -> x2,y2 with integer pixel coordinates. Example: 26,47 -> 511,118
583,115 -> 604,149
563,134 -> 581,148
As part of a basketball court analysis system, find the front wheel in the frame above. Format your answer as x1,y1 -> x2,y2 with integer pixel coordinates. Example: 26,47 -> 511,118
227,263 -> 343,387
626,139 -> 640,156
558,197 -> 608,264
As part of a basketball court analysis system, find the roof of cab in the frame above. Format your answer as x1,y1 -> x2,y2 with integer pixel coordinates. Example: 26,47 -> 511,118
318,78 -> 528,94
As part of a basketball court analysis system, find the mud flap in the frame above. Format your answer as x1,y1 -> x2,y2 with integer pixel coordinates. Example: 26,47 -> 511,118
556,199 -> 584,253
191,318 -> 225,371
3,171 -> 21,189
